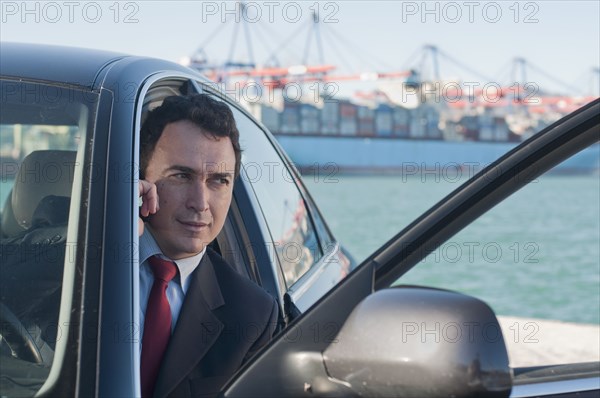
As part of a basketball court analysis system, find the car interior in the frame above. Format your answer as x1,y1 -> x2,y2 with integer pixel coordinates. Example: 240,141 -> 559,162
0,80 -> 87,392
1,149 -> 75,363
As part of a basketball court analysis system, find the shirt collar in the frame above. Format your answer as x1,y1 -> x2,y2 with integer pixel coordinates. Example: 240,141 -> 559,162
140,228 -> 205,292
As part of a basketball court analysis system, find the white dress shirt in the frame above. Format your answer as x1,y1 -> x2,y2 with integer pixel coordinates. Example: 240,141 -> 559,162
139,228 -> 205,348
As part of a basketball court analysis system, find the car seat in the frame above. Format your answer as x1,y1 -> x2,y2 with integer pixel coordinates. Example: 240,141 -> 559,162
0,150 -> 77,363
11,150 -> 76,231
1,189 -> 21,239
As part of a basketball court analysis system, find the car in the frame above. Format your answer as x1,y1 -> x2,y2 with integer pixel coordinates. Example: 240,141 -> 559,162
0,42 -> 598,398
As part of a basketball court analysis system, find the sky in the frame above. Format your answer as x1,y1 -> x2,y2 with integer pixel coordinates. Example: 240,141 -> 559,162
1,1 -> 599,97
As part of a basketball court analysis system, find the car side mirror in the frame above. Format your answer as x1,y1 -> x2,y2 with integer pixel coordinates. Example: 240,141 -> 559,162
323,286 -> 512,397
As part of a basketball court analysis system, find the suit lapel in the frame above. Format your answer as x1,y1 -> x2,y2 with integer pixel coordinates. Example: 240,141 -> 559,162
154,252 -> 225,398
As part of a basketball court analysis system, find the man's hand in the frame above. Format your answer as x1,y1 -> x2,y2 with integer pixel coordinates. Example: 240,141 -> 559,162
139,179 -> 159,236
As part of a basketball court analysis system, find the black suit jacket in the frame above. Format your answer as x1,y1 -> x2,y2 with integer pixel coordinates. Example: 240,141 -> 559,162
152,248 -> 279,398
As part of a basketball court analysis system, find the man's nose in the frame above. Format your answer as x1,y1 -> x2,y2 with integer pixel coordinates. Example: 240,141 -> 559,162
187,181 -> 209,212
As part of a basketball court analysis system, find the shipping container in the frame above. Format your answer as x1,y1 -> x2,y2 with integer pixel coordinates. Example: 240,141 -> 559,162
357,121 -> 374,136
421,105 -> 442,139
339,101 -> 357,118
478,125 -> 495,141
357,105 -> 375,120
254,104 -> 280,133
300,104 -> 320,134
426,126 -> 443,139
300,104 -> 321,134
280,102 -> 301,134
493,117 -> 510,141
339,101 -> 358,135
477,112 -> 495,141
301,119 -> 320,134
392,106 -> 411,125
321,100 -> 339,119
321,101 -> 340,135
409,106 -> 432,138
357,105 -> 375,136
442,120 -> 463,141
458,115 -> 479,141
375,105 -> 393,136
393,124 -> 410,137
299,103 -> 316,116
340,118 -> 358,135
320,119 -> 339,135
409,116 -> 426,138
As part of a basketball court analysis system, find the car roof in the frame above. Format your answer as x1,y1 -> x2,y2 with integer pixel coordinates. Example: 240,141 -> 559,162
0,42 -> 133,89
0,42 -> 215,91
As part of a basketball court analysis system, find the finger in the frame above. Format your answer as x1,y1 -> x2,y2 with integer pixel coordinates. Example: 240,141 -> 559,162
139,180 -> 159,217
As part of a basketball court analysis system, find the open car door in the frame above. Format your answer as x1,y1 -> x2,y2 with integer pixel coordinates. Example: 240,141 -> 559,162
222,99 -> 600,397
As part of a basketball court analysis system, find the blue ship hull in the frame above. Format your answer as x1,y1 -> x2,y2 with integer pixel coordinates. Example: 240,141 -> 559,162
275,135 -> 600,175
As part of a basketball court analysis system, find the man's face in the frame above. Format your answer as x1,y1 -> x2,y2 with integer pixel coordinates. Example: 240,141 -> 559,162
144,120 -> 236,259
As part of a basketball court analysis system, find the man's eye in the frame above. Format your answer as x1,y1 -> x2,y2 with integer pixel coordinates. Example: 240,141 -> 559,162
174,173 -> 191,180
211,177 -> 230,186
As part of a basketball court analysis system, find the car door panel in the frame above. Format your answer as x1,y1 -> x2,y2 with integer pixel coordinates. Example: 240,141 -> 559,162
225,100 -> 600,397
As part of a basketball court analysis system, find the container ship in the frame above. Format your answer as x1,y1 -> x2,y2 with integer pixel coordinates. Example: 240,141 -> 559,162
247,94 -> 600,175
178,13 -> 600,175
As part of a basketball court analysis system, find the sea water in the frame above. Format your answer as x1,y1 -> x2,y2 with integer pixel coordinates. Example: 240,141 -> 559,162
305,173 -> 600,325
2,174 -> 599,324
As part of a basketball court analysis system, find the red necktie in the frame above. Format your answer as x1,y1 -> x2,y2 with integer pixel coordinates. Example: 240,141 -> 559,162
141,256 -> 178,398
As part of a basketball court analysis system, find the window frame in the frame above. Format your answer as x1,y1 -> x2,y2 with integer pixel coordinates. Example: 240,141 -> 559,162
0,78 -> 101,398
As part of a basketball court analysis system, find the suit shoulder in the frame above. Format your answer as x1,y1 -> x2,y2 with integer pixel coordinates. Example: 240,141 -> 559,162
207,247 -> 276,306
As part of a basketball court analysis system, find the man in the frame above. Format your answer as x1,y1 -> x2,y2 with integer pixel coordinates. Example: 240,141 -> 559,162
138,94 -> 279,398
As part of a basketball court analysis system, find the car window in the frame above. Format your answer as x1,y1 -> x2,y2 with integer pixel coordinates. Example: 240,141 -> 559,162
397,146 -> 600,368
306,173 -> 461,263
0,80 -> 95,396
230,105 -> 324,288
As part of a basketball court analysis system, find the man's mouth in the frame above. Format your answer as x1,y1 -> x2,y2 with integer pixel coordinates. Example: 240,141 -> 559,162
178,220 -> 210,231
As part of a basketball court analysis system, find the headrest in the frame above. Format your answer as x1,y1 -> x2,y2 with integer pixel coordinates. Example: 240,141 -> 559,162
12,150 -> 77,230
1,189 -> 23,238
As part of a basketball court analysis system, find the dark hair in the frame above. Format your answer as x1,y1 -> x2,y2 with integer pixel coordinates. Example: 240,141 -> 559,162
140,94 -> 242,179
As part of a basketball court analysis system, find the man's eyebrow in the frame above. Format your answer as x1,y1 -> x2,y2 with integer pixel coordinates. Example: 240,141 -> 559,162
166,165 -> 233,178
209,172 -> 234,179
166,165 -> 196,174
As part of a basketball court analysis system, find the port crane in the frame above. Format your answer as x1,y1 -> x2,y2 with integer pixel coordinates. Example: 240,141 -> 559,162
183,3 -> 412,90
182,2 -> 596,117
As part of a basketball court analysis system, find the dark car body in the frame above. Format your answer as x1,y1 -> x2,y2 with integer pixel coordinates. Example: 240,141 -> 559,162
0,42 -> 598,397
